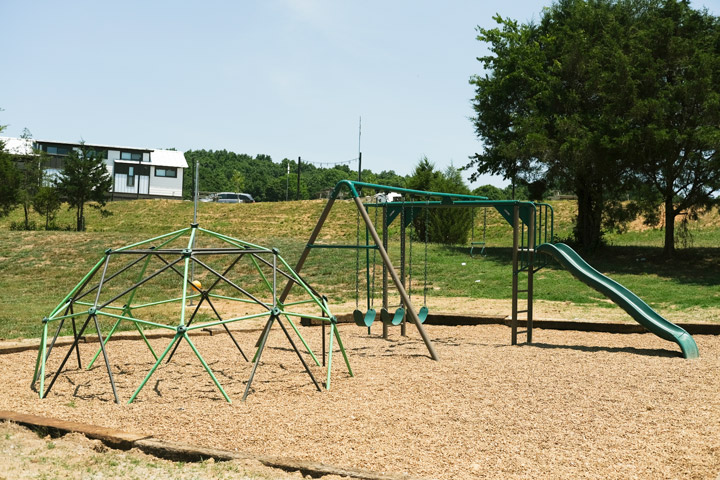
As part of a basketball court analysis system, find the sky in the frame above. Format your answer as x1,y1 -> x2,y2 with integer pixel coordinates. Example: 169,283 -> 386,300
1,0 -> 719,189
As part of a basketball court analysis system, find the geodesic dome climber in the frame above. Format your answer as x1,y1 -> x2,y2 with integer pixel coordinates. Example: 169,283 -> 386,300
31,223 -> 352,404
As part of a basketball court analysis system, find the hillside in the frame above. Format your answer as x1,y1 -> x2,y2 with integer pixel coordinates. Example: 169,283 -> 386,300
0,198 -> 718,339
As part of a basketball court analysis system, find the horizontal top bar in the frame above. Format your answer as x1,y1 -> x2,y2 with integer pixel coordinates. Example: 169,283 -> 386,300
110,248 -> 273,255
332,180 -> 489,201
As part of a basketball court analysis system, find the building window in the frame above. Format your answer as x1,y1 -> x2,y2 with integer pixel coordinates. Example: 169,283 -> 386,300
127,166 -> 135,187
154,167 -> 177,178
43,145 -> 71,155
120,151 -> 144,161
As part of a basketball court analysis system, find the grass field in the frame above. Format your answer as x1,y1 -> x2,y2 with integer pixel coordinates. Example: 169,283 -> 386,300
0,198 -> 718,339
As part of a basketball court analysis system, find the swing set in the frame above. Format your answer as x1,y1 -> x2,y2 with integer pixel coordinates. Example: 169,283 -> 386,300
292,180 -> 555,360
351,196 -> 430,331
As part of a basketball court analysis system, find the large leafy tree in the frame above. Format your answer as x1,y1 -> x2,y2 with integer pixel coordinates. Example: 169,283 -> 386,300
56,142 -> 112,231
469,0 -> 639,250
627,1 -> 720,256
469,0 -> 720,254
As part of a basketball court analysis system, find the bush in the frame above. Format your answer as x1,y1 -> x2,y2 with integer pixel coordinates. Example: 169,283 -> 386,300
9,220 -> 37,231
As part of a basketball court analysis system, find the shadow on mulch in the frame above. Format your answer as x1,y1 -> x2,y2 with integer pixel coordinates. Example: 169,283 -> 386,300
526,342 -> 680,358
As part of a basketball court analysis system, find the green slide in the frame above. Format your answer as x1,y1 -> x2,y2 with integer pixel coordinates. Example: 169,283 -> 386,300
536,243 -> 699,359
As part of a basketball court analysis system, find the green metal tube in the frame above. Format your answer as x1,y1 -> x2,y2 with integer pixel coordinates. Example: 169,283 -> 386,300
332,180 -> 490,201
95,310 -> 175,330
199,228 -> 270,252
332,323 -> 353,377
72,302 -> 124,310
48,256 -> 106,318
206,294 -> 257,303
283,315 -> 320,366
249,255 -> 273,293
179,257 -> 191,326
183,333 -> 231,403
128,333 -> 180,403
185,311 -> 270,331
129,296 -> 197,309
87,317 -> 122,370
133,322 -> 159,361
277,256 -> 330,317
281,312 -> 332,322
47,310 -> 91,322
281,299 -> 315,307
38,323 -> 48,398
31,322 -> 47,387
115,227 -> 190,252
325,322 -> 335,390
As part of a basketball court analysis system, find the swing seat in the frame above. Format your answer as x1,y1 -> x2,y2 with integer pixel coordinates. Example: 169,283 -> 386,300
353,308 -> 376,327
417,306 -> 429,324
470,242 -> 486,258
380,307 -> 405,326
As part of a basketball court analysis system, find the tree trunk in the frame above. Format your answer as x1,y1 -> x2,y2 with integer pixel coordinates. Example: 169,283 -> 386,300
23,203 -> 30,229
76,203 -> 84,232
663,197 -> 675,258
575,185 -> 603,251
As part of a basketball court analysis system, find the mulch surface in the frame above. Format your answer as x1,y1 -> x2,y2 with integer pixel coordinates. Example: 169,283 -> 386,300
1,318 -> 719,479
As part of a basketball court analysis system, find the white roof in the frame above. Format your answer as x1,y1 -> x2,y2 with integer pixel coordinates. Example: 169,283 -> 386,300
150,149 -> 188,168
0,137 -> 34,155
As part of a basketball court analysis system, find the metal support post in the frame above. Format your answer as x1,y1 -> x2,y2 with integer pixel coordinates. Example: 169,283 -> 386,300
511,204 -> 520,345
353,196 -> 439,360
382,203 -> 389,339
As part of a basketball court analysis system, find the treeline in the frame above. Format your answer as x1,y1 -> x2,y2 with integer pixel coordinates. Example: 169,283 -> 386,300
183,150 -> 406,201
468,0 -> 720,255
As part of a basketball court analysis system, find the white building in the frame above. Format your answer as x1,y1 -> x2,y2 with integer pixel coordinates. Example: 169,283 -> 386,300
1,137 -> 188,199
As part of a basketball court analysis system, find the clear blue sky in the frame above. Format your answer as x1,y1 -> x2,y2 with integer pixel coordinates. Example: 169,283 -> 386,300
1,0 -> 718,188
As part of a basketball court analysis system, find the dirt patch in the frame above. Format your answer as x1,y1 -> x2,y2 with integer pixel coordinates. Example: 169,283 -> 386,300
1,316 -> 719,480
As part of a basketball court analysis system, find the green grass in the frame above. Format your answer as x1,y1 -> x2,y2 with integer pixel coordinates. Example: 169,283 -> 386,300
0,199 -> 718,339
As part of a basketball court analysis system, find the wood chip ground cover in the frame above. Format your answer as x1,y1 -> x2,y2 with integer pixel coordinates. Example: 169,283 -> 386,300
1,316 -> 719,479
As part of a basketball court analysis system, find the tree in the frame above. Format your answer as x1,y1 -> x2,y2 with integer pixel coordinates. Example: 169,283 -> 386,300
15,129 -> 45,229
0,140 -> 20,217
0,120 -> 21,217
33,185 -> 61,229
56,142 -> 113,231
627,1 -> 720,257
469,1 -> 644,250
407,158 -> 473,244
230,171 -> 245,193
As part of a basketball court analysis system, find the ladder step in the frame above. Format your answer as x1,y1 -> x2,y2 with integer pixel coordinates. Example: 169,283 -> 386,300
517,289 -> 529,293
516,309 -> 528,314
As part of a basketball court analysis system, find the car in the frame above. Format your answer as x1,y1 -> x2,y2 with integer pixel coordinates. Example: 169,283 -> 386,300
216,192 -> 255,203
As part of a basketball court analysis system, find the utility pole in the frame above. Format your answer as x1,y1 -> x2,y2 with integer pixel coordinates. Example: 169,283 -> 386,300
285,161 -> 290,201
296,156 -> 301,201
358,116 -> 362,182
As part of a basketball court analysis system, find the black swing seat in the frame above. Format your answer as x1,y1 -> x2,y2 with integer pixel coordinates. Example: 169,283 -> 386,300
353,308 -> 376,327
380,307 -> 405,326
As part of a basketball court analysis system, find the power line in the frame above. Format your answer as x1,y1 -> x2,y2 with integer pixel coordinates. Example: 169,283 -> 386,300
299,157 -> 359,168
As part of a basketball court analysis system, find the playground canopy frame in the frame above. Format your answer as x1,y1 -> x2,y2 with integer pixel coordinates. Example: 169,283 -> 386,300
285,180 -> 555,360
32,224 -> 352,404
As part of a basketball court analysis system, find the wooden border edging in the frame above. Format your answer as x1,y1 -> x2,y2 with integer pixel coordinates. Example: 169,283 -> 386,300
300,313 -> 720,335
0,410 -> 423,480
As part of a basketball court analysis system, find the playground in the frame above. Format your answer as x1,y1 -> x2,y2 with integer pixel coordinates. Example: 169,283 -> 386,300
1,315 -> 720,479
1,180 -> 719,479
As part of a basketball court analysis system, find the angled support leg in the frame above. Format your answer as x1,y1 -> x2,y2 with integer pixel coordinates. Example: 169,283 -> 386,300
243,313 -> 276,401
276,317 -> 321,392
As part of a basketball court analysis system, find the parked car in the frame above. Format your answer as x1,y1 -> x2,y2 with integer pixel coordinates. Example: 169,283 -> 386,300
216,192 -> 255,203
